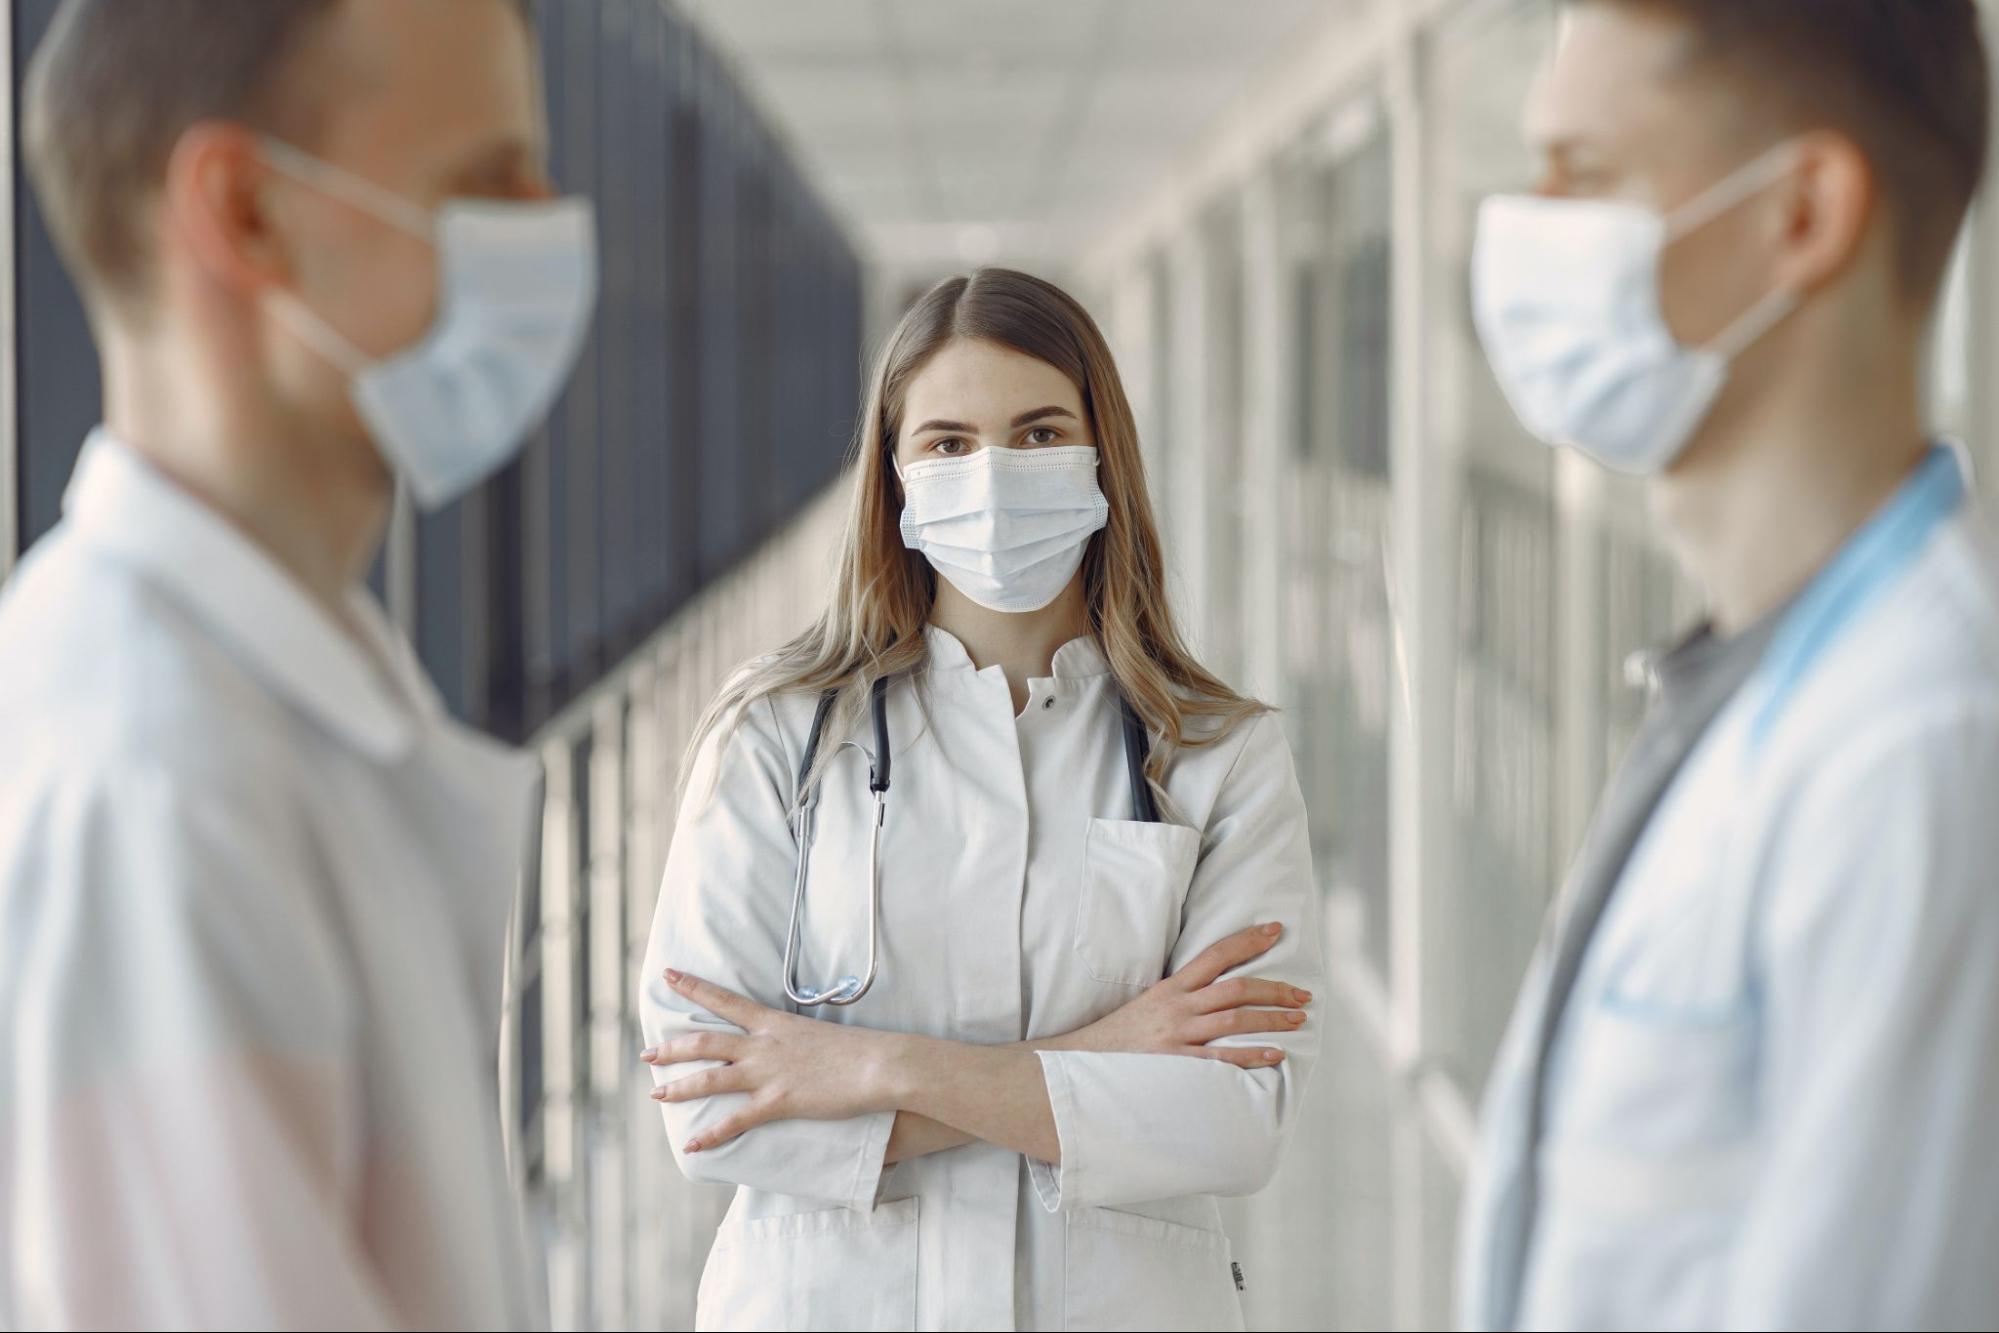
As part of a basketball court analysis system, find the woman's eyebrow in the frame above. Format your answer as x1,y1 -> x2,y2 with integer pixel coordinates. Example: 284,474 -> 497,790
910,406 -> 1076,434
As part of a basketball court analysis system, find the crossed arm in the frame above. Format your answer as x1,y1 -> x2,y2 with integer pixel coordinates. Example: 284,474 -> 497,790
640,921 -> 1310,1165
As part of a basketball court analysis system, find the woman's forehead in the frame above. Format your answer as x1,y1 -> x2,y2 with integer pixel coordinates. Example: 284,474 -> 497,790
901,338 -> 1084,426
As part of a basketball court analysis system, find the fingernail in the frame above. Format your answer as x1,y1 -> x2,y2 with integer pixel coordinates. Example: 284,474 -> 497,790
1294,988 -> 1313,1004
650,1088 -> 668,1100
640,1047 -> 656,1062
1287,1011 -> 1306,1025
683,1139 -> 702,1154
1261,922 -> 1281,937
1265,1049 -> 1284,1062
665,968 -> 683,984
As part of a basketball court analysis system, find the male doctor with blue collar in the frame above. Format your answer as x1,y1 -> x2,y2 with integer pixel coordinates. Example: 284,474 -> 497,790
0,1 -> 594,1327
1459,2 -> 1999,1329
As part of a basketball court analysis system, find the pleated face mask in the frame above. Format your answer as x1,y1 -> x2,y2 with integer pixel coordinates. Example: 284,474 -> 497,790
897,445 -> 1110,613
1471,140 -> 1803,475
260,137 -> 598,510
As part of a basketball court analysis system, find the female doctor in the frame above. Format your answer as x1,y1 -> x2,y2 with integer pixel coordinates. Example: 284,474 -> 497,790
638,267 -> 1323,1332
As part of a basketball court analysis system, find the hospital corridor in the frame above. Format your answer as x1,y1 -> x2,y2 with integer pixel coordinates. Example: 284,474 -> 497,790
4,1 -> 1999,1330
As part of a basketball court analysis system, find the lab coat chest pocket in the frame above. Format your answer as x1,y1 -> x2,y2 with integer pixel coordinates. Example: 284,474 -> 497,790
1548,1003 -> 1759,1206
1556,770 -> 1761,1166
1529,1007 -> 1758,1329
1075,818 -> 1202,987
696,1196 -> 919,1331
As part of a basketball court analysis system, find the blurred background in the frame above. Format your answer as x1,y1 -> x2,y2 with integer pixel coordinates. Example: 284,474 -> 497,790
2,1 -> 1993,1328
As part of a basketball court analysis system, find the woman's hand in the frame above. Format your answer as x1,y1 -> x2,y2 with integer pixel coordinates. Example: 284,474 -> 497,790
642,922 -> 1308,1159
1038,922 -> 1310,1068
645,968 -> 1060,1161
642,969 -> 901,1153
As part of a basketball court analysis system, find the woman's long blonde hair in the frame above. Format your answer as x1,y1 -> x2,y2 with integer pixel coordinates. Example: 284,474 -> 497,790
682,267 -> 1265,810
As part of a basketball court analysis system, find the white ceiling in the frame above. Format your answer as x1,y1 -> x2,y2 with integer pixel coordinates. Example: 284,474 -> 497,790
679,0 -> 1346,290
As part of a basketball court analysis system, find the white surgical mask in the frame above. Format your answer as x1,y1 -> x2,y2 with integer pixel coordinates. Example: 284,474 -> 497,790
897,444 -> 1110,613
260,138 -> 598,509
1471,142 -> 1802,474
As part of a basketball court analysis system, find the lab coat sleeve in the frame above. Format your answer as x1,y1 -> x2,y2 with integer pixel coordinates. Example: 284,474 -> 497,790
639,694 -> 895,1212
4,758 -> 396,1330
1031,712 -> 1324,1212
1721,702 -> 1999,1330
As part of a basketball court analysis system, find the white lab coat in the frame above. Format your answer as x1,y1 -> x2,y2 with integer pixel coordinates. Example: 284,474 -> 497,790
0,433 -> 544,1330
1460,497 -> 1999,1330
640,626 -> 1323,1331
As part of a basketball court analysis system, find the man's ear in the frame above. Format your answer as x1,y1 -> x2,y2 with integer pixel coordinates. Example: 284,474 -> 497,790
161,121 -> 294,299
1773,130 -> 1877,299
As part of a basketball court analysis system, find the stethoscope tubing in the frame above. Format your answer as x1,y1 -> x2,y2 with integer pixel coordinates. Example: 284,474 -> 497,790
783,670 -> 1157,1007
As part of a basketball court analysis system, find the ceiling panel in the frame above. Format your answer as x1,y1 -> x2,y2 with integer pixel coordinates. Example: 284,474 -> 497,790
679,0 -> 1350,282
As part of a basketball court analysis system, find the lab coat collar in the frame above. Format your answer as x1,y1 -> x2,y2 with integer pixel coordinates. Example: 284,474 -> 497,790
1052,633 -> 1111,679
921,623 -> 1112,679
1639,609 -> 1785,713
62,428 -> 422,763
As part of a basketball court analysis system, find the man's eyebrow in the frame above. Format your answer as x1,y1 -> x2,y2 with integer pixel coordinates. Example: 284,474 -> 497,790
450,134 -> 539,185
1527,120 -> 1619,162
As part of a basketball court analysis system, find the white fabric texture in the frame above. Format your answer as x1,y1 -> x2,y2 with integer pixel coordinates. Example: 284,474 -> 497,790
0,432 -> 544,1330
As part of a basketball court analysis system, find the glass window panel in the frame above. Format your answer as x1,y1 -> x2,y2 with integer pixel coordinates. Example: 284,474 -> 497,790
1423,0 -> 1559,1100
1284,112 -> 1397,983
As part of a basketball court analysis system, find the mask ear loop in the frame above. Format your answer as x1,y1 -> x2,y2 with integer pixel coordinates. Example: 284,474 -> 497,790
1661,139 -> 1805,243
259,137 -> 438,377
1702,284 -> 1801,361
265,290 -> 372,377
261,136 -> 437,241
1661,139 -> 1807,362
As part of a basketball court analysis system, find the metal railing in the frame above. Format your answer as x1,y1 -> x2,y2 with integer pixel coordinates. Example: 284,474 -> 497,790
501,480 -> 849,1332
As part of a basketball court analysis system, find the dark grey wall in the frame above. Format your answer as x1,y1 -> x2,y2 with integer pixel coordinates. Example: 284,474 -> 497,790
10,0 -> 94,553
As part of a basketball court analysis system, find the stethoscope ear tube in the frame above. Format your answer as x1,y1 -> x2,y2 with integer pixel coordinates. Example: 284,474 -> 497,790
798,689 -> 840,796
868,674 -> 891,793
1120,695 -> 1159,823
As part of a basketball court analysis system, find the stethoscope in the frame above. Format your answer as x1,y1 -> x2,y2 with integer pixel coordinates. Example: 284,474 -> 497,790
783,673 -> 1161,1007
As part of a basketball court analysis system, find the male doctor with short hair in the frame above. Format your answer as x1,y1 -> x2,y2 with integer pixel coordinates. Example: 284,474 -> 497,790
1459,1 -> 1999,1328
0,1 -> 594,1326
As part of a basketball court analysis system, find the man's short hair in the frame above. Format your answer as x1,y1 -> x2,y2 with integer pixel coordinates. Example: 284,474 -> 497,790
22,0 -> 533,311
1572,0 -> 1990,302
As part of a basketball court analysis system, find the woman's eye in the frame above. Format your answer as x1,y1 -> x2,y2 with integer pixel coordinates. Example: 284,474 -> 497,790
1025,427 -> 1060,446
933,438 -> 968,456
